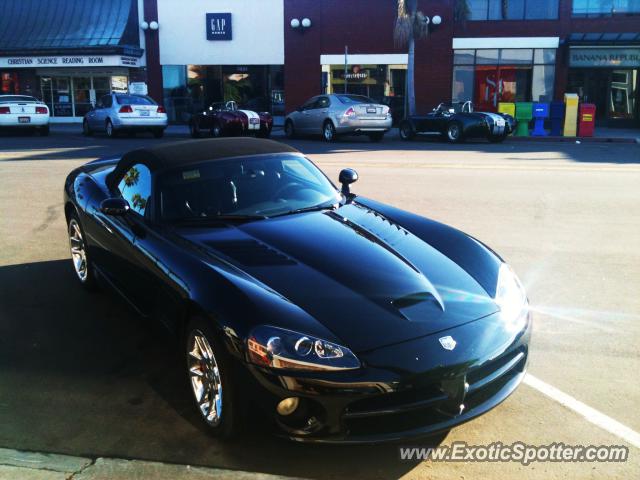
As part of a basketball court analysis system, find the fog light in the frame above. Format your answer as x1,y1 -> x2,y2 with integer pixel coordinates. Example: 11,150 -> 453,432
277,397 -> 300,416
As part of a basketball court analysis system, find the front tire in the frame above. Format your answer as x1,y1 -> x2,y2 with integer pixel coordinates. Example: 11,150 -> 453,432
323,120 -> 336,142
284,120 -> 295,139
399,120 -> 415,141
185,317 -> 240,438
211,122 -> 223,138
67,213 -> 97,291
82,120 -> 93,136
446,122 -> 463,144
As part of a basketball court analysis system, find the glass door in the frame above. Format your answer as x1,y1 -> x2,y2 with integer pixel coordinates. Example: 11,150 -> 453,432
52,77 -> 73,117
73,77 -> 92,117
40,77 -> 54,115
610,69 -> 637,120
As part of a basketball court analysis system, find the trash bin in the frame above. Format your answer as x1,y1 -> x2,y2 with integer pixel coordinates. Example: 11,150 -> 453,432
515,102 -> 533,136
578,103 -> 596,137
498,102 -> 516,118
550,101 -> 565,136
531,103 -> 549,137
563,93 -> 579,137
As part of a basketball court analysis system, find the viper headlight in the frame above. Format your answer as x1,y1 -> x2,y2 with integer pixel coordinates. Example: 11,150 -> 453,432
495,263 -> 528,323
247,326 -> 360,371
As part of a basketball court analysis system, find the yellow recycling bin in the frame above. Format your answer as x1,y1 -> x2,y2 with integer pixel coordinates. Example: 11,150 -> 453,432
563,93 -> 579,137
498,102 -> 516,118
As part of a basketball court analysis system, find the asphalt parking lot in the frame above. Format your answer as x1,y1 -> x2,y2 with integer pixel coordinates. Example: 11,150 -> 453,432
1,126 -> 639,479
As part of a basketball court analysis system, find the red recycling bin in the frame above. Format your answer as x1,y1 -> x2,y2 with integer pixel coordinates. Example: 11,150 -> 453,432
578,103 -> 596,137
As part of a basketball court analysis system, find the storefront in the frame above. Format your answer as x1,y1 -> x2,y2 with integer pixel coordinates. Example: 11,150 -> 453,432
566,44 -> 640,125
451,38 -> 559,112
157,0 -> 285,123
0,0 -> 145,121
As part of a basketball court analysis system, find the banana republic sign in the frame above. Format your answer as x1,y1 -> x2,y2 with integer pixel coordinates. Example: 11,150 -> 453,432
570,48 -> 640,68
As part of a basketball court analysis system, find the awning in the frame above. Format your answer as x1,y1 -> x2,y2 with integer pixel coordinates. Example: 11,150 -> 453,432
0,0 -> 143,57
565,32 -> 640,45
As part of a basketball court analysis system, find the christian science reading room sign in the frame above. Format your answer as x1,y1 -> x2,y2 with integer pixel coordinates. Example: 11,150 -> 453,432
0,55 -> 140,68
570,48 -> 640,68
206,13 -> 232,41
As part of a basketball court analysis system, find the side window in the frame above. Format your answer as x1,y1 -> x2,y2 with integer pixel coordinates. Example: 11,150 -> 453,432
317,96 -> 330,109
302,97 -> 319,110
101,95 -> 112,108
118,164 -> 152,216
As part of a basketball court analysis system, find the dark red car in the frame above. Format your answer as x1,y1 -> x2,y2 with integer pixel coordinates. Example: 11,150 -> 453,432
189,101 -> 272,138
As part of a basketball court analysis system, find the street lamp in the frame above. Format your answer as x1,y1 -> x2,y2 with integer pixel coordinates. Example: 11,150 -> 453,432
140,21 -> 149,30
290,18 -> 312,31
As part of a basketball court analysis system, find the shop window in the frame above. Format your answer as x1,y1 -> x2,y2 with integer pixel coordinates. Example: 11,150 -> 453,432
532,65 -> 555,102
500,49 -> 533,64
452,66 -> 474,102
1,73 -> 19,94
454,50 -> 475,65
466,0 -> 558,19
476,50 -> 499,64
573,0 -> 640,16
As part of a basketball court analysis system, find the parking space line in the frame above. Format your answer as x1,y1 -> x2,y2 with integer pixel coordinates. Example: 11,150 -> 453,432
524,374 -> 640,449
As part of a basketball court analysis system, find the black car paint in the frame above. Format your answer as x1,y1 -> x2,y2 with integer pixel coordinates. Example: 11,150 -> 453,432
63,153 -> 530,443
402,106 -> 515,141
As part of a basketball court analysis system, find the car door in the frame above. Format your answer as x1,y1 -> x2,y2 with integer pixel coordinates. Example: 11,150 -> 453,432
307,96 -> 331,133
296,96 -> 319,133
92,95 -> 111,130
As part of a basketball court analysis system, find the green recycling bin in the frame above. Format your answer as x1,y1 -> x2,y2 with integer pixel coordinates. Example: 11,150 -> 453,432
515,102 -> 533,137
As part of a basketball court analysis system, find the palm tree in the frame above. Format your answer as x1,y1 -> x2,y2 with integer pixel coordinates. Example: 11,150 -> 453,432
394,0 -> 428,117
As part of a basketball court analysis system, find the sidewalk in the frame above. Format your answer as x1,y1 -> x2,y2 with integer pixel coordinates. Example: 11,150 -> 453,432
0,448 -> 301,480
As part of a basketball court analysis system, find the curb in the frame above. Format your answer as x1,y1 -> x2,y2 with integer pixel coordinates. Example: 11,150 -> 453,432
0,448 -> 302,480
506,135 -> 639,144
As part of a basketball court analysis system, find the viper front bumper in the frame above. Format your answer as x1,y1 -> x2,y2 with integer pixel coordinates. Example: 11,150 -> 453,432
245,309 -> 532,444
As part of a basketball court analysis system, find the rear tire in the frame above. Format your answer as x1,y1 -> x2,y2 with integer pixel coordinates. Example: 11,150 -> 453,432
153,129 -> 164,138
368,132 -> 385,142
322,120 -> 336,142
446,122 -> 463,144
284,120 -> 295,139
39,125 -> 50,136
185,316 -> 242,439
399,120 -> 415,141
105,119 -> 116,138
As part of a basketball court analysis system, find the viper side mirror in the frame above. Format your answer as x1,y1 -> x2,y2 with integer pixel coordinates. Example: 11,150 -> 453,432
339,168 -> 358,196
100,197 -> 130,216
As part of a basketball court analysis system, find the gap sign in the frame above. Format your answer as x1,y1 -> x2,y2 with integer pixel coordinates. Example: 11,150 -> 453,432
206,13 -> 232,41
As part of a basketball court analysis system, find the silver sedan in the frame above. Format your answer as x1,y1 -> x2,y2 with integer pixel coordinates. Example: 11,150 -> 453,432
285,94 -> 392,142
83,93 -> 168,138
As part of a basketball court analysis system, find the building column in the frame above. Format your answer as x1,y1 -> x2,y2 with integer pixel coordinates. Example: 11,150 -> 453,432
143,0 -> 163,104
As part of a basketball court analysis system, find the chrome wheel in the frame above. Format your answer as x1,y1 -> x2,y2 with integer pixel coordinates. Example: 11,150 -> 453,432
212,124 -> 222,137
68,219 -> 88,282
447,123 -> 460,142
188,330 -> 223,426
323,122 -> 335,141
106,121 -> 114,137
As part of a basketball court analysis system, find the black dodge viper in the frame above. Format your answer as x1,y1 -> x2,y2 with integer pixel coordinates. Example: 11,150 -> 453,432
63,138 -> 530,443
399,101 -> 516,143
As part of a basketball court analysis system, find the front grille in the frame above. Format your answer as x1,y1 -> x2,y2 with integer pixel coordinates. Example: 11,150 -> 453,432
342,348 -> 527,437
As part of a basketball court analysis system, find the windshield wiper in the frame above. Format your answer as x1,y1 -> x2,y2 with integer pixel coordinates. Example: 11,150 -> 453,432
269,202 -> 337,218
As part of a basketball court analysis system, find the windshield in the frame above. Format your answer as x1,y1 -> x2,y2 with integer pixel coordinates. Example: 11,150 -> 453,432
336,94 -> 375,105
157,154 -> 341,223
0,95 -> 38,103
116,94 -> 156,106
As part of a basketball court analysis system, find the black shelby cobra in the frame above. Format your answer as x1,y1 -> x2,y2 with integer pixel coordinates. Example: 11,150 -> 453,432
63,138 -> 530,443
399,101 -> 515,143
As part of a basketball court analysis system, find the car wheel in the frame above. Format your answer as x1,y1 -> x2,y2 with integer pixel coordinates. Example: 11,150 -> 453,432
446,122 -> 463,143
105,119 -> 116,138
284,120 -> 295,139
323,121 -> 336,142
39,125 -> 50,137
153,129 -> 164,139
67,213 -> 97,291
185,317 -> 241,438
82,120 -> 93,136
399,121 -> 415,141
211,123 -> 223,138
368,132 -> 385,142
190,121 -> 200,138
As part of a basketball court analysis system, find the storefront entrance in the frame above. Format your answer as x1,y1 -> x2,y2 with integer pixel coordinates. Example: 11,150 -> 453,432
567,69 -> 638,124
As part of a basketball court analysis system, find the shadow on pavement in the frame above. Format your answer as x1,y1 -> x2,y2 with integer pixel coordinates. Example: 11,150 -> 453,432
0,260 -> 430,479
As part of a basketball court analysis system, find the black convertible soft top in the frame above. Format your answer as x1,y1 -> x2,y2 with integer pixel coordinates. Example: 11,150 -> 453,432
106,138 -> 300,190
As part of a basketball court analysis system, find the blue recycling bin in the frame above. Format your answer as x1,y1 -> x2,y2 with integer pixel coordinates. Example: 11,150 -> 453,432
550,101 -> 565,136
531,103 -> 549,137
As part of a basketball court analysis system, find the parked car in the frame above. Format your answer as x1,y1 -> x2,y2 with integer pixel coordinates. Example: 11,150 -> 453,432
0,95 -> 50,135
189,100 -> 272,138
83,93 -> 168,138
63,138 -> 530,443
285,94 -> 392,142
399,101 -> 515,143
